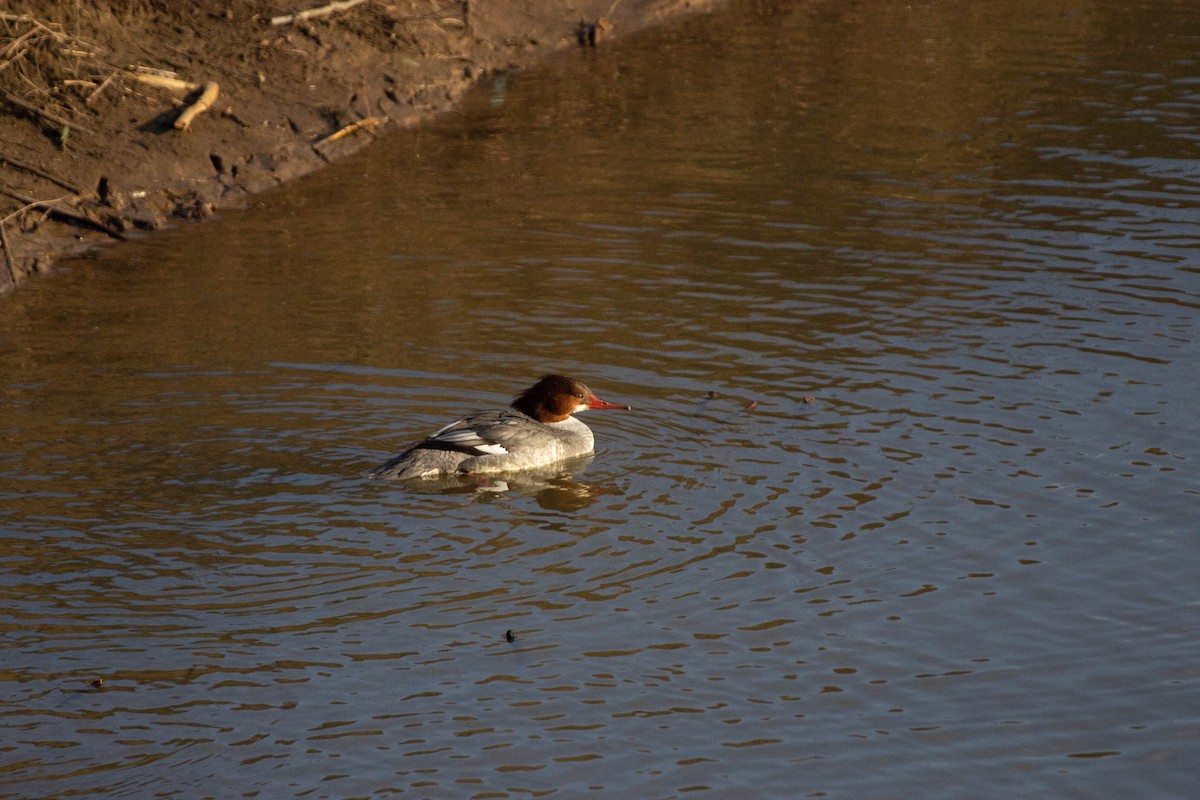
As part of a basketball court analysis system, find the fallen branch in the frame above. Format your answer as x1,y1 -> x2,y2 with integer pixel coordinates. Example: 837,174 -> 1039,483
271,0 -> 370,27
315,115 -> 385,146
0,89 -> 91,135
0,189 -> 126,240
173,81 -> 219,131
0,222 -> 15,286
0,154 -> 83,193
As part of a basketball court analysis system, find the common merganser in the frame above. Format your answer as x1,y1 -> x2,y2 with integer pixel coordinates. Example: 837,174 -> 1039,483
367,375 -> 631,480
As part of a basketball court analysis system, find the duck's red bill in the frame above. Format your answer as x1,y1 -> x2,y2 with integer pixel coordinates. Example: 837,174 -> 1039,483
588,395 -> 631,411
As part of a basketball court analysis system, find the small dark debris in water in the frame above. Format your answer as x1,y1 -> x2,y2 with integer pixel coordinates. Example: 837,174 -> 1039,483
745,400 -> 759,411
504,629 -> 516,643
803,395 -> 817,405
694,390 -> 718,416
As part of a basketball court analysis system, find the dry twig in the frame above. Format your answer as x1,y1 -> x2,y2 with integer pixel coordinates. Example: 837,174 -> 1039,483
0,88 -> 91,135
315,115 -> 385,146
271,0 -> 370,27
0,189 -> 125,240
86,70 -> 119,105
0,153 -> 83,193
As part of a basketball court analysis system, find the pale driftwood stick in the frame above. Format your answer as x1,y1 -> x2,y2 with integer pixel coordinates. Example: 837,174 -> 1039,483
0,189 -> 126,240
0,89 -> 91,135
271,0 -> 369,27
127,72 -> 197,93
315,115 -> 385,146
0,153 -> 83,193
173,81 -> 219,131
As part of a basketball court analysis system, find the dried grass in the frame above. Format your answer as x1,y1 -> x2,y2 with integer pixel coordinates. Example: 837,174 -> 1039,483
0,10 -> 106,123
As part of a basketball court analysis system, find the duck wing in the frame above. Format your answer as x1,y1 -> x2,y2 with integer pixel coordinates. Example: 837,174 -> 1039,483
415,409 -> 534,457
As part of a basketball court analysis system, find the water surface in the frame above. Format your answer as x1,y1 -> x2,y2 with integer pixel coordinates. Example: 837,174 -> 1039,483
2,1 -> 1199,797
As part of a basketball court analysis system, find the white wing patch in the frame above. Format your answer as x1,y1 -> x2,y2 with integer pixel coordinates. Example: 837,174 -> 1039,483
467,441 -> 509,456
428,423 -> 509,456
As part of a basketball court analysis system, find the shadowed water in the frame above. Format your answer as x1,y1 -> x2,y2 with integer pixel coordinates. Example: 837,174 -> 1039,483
2,1 -> 1198,797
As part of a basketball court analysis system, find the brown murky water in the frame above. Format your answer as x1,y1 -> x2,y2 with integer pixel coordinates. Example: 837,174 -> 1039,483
3,1 -> 1198,797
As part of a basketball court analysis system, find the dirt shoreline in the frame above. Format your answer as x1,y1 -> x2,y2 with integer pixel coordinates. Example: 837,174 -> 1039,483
0,0 -> 717,296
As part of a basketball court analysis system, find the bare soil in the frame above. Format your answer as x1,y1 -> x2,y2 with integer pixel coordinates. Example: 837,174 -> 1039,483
0,0 -> 716,295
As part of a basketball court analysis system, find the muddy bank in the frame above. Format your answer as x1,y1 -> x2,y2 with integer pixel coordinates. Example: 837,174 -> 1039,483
0,0 -> 717,295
